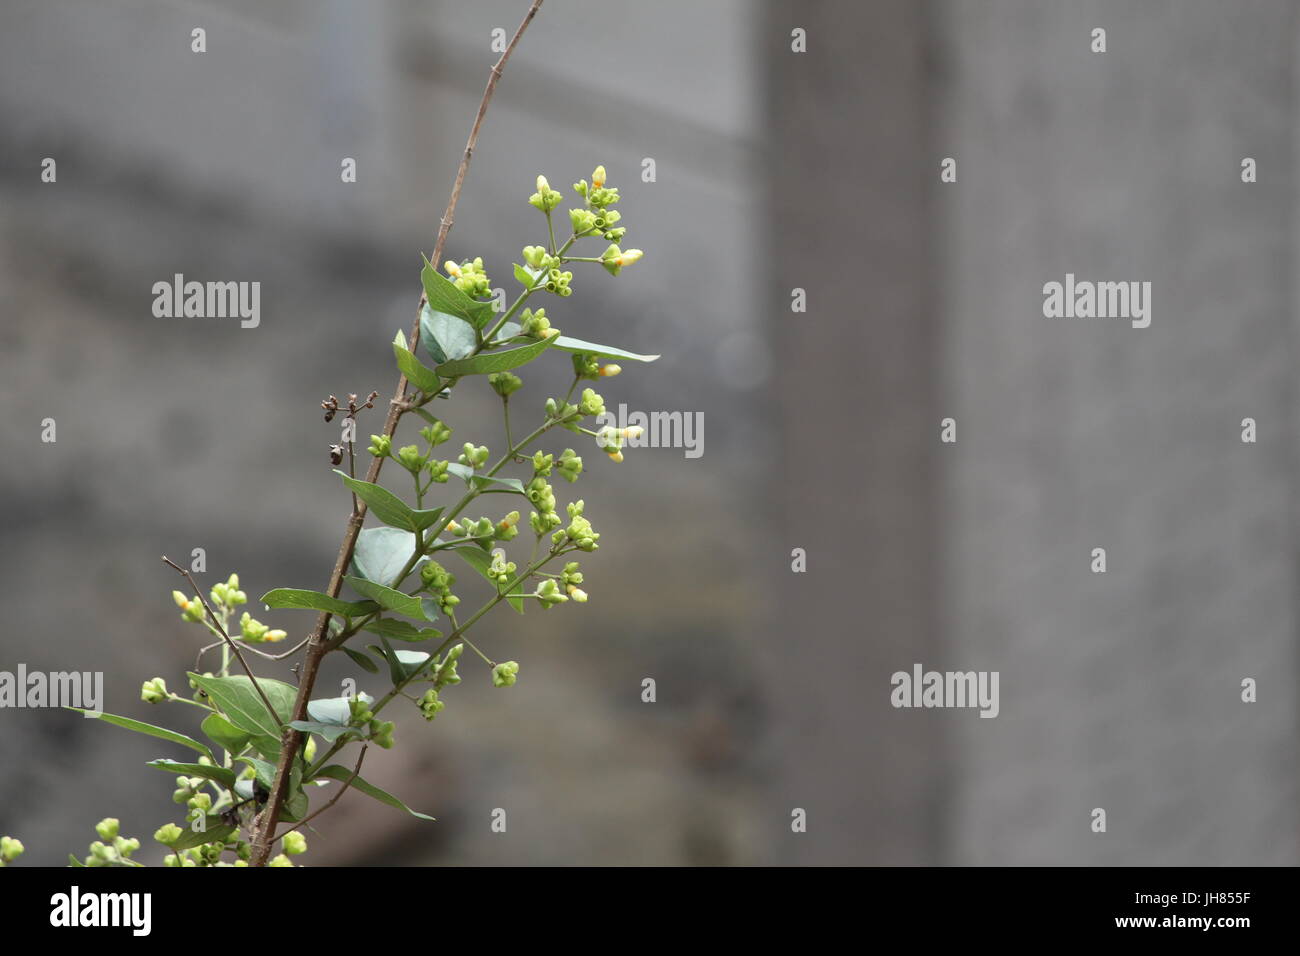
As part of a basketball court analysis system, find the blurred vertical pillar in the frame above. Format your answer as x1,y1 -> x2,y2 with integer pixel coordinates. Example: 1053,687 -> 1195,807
762,1 -> 945,864
933,0 -> 1300,863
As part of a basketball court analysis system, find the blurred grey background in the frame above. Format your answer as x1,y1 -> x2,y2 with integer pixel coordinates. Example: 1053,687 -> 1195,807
1,0 -> 1296,865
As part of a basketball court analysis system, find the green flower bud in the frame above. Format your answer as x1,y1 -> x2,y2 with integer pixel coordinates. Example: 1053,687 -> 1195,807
268,854 -> 294,868
534,578 -> 569,609
95,818 -> 120,842
529,175 -> 563,213
154,824 -> 183,847
520,307 -> 552,339
141,677 -> 169,704
579,388 -> 605,418
397,444 -> 426,473
282,831 -> 308,856
187,792 -> 212,813
372,720 -> 396,749
419,420 -> 453,447
0,836 -> 24,863
569,207 -> 598,236
368,434 -> 392,458
458,443 -> 489,469
114,836 -> 141,856
489,371 -> 523,397
531,451 -> 554,476
419,688 -> 445,721
556,448 -> 583,483
492,660 -> 520,687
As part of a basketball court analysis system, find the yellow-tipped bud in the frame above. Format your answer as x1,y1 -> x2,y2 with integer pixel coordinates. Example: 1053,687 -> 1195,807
599,364 -> 622,377
543,327 -> 560,338
606,449 -> 624,463
172,591 -> 189,609
591,166 -> 606,189
615,249 -> 643,267
622,426 -> 645,440
536,174 -> 550,192
265,629 -> 287,643
443,260 -> 462,277
567,585 -> 588,603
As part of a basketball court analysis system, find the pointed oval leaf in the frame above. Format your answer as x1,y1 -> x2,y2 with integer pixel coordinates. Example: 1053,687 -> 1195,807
314,764 -> 435,820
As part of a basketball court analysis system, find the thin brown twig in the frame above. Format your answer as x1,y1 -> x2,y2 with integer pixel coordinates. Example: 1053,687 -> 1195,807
278,745 -> 369,837
161,556 -> 282,729
247,0 -> 544,867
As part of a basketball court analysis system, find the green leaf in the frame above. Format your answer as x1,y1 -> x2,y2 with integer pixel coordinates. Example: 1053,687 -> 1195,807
236,755 -> 278,791
170,821 -> 238,851
201,713 -> 251,755
315,764 -> 436,820
435,335 -> 555,378
444,463 -> 526,495
362,618 -> 441,642
70,709 -> 214,762
147,759 -> 238,790
421,257 -> 480,321
334,470 -> 444,532
187,673 -> 298,740
393,329 -> 443,395
513,262 -> 543,288
352,526 -> 422,587
342,645 -> 380,674
288,720 -> 363,743
420,303 -> 477,365
261,588 -> 377,619
370,636 -> 433,685
305,694 -> 371,726
345,575 -> 426,619
550,335 -> 660,362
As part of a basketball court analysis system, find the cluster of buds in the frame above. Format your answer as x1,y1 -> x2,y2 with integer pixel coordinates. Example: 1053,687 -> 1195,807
172,591 -> 206,624
492,660 -> 520,687
529,175 -> 563,213
527,476 -> 561,535
573,165 -> 622,208
569,205 -> 623,242
544,266 -> 574,297
209,573 -> 247,609
396,443 -> 427,474
432,643 -> 463,689
559,561 -> 587,602
418,687 -> 445,721
594,424 -> 644,463
496,510 -> 521,542
445,516 -> 496,541
601,244 -> 643,277
239,611 -> 286,644
368,434 -> 392,458
520,307 -> 554,339
572,352 -> 621,381
79,820 -> 143,867
421,419 -> 453,447
579,387 -> 606,418
556,499 -> 600,551
443,256 -> 492,297
141,677 -> 169,704
487,549 -> 518,588
458,443 -> 490,469
534,578 -> 569,608
489,371 -> 523,397
420,560 -> 460,613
